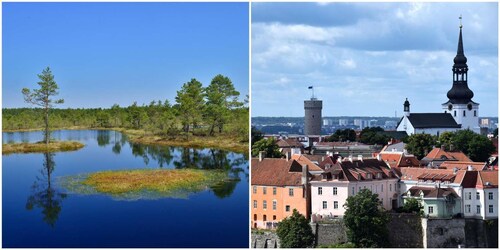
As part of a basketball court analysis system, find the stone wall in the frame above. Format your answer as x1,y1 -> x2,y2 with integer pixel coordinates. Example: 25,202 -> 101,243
422,218 -> 466,248
464,219 -> 498,248
387,213 -> 423,248
251,231 -> 279,248
311,220 -> 348,247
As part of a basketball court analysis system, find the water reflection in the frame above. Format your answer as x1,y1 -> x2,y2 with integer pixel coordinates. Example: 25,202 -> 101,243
97,130 -> 111,147
25,153 -> 67,227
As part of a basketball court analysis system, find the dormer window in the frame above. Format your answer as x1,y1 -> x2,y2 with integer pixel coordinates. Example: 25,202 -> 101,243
366,173 -> 372,179
376,173 -> 382,179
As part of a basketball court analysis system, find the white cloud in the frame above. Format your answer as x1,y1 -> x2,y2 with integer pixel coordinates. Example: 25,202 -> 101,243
252,2 -> 498,117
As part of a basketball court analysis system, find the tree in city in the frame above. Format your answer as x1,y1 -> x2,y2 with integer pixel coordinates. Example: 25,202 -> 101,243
204,74 -> 241,135
22,67 -> 64,144
251,126 -> 264,146
327,129 -> 356,142
251,138 -> 282,158
175,78 -> 205,135
276,209 -> 315,248
405,133 -> 436,160
402,198 -> 423,215
359,127 -> 389,145
437,131 -> 455,151
452,129 -> 496,162
343,189 -> 389,248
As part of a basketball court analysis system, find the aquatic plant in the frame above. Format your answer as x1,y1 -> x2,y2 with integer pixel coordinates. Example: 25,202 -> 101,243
59,169 -> 230,200
2,141 -> 84,155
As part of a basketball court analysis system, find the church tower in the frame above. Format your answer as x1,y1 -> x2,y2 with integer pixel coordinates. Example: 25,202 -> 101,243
442,17 -> 479,132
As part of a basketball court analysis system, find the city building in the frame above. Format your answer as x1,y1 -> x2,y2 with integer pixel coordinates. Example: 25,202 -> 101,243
420,147 -> 471,168
310,156 -> 399,219
251,158 -> 311,229
304,90 -> 322,135
441,23 -> 480,133
396,24 -> 481,135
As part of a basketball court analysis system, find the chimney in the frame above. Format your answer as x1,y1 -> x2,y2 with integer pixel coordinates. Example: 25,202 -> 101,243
440,145 -> 446,151
302,164 -> 309,185
377,153 -> 381,161
321,156 -> 325,162
259,151 -> 266,162
358,155 -> 363,161
348,155 -> 353,162
453,167 -> 458,174
467,165 -> 473,171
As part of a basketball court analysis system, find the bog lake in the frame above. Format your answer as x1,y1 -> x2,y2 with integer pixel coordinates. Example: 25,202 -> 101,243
2,130 -> 249,247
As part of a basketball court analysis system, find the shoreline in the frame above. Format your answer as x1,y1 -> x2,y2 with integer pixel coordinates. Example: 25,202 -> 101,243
3,127 -> 248,154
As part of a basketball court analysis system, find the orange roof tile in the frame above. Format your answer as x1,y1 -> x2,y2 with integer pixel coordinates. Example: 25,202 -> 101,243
440,161 -> 485,171
251,158 -> 308,186
291,154 -> 323,172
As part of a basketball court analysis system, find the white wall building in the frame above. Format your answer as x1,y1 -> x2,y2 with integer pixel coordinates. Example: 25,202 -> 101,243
310,157 -> 398,219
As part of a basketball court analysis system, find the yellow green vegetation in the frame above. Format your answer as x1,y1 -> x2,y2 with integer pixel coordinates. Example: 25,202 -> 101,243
63,169 -> 227,198
123,131 -> 247,154
2,141 -> 84,155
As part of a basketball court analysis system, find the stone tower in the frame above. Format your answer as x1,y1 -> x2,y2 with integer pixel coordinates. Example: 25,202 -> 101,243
304,96 -> 322,135
442,18 -> 480,133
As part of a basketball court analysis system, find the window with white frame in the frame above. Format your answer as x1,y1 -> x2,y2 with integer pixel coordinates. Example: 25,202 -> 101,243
285,205 -> 290,212
489,192 -> 493,200
381,184 -> 384,192
389,184 -> 392,192
253,186 -> 257,194
334,201 -> 338,209
466,204 -> 471,213
322,201 -> 327,209
318,187 -> 322,195
333,187 -> 338,195
289,188 -> 294,197
428,206 -> 434,214
263,187 -> 267,195
489,205 -> 494,213
467,192 -> 471,200
352,187 -> 355,195
477,205 -> 481,214
273,187 -> 277,195
263,200 -> 267,209
476,192 -> 480,200
272,200 -> 277,210
253,200 -> 257,209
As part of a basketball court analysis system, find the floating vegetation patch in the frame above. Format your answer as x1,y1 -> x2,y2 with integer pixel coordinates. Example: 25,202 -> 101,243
2,141 -> 84,155
58,169 -> 229,200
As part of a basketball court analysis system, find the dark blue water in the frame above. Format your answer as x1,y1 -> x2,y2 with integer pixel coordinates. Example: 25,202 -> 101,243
2,130 -> 249,247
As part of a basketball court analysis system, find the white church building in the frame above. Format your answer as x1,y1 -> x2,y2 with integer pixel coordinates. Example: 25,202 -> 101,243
397,23 -> 480,136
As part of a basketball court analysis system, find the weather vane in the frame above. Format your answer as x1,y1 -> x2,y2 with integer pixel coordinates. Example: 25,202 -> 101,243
459,14 -> 462,28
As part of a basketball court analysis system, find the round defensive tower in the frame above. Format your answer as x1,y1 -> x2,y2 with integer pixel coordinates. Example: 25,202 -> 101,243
304,98 -> 322,135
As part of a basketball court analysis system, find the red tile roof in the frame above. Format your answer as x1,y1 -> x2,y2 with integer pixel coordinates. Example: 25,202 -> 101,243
276,138 -> 304,148
424,148 -> 471,162
477,171 -> 498,188
251,158 -> 309,186
291,154 -> 323,172
439,161 -> 486,171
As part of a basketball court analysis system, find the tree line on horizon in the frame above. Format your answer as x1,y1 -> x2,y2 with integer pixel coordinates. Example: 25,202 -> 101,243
3,67 -> 248,143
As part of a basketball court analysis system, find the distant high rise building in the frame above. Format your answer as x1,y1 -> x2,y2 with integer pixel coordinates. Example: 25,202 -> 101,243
323,119 -> 333,126
304,89 -> 322,135
338,119 -> 348,126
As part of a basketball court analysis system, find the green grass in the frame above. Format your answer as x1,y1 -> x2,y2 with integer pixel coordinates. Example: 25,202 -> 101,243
59,169 -> 228,200
2,141 -> 84,155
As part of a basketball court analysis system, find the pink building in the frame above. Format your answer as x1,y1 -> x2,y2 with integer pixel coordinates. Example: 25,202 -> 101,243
310,156 -> 399,219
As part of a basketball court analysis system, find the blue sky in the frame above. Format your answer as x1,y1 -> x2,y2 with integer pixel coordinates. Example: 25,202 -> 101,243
252,2 -> 498,117
3,2 -> 249,108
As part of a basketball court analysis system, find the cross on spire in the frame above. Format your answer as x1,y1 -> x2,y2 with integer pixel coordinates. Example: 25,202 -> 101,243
459,14 -> 462,28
